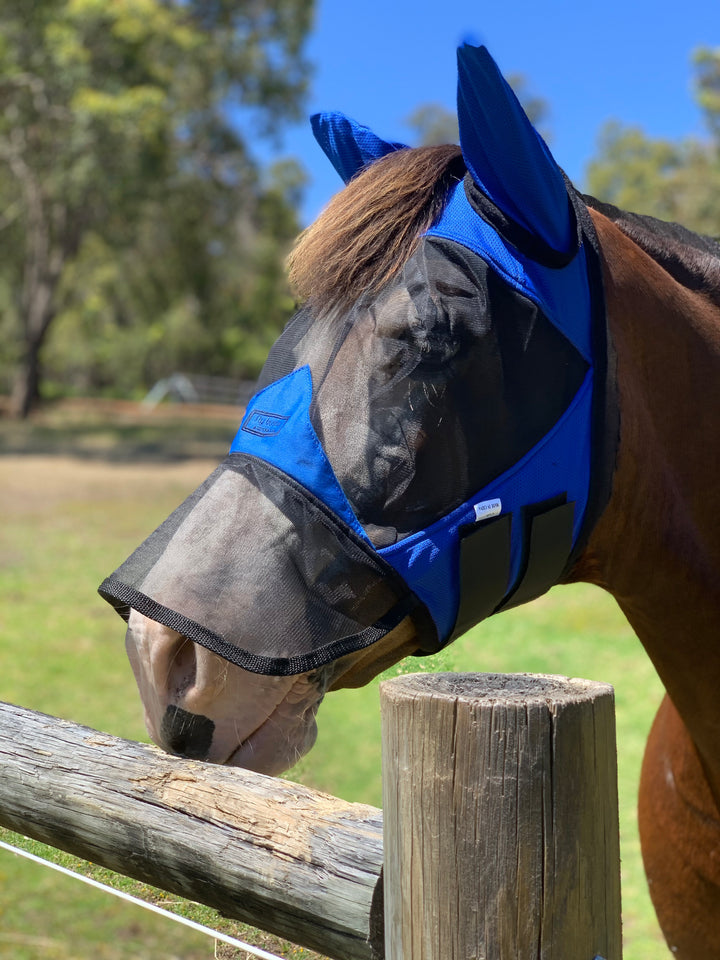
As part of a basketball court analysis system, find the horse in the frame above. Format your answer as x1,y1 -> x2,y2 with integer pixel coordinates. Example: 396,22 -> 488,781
99,45 -> 720,959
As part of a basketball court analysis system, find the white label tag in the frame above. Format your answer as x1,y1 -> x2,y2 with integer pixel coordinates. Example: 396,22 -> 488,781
473,498 -> 502,522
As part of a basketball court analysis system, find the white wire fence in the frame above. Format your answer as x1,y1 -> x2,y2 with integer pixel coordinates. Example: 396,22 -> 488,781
0,838 -> 285,960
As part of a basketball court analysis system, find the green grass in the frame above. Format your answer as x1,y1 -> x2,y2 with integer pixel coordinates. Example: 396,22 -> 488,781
0,402 -> 670,958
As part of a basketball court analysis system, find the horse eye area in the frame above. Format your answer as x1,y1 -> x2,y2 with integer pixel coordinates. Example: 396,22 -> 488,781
417,336 -> 461,372
434,279 -> 477,299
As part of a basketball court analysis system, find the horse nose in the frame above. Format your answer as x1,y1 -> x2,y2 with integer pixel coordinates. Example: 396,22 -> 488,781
160,705 -> 215,760
149,631 -> 197,702
138,627 -> 220,759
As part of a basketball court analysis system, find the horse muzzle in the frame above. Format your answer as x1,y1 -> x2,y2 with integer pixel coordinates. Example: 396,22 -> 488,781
125,611 -> 327,774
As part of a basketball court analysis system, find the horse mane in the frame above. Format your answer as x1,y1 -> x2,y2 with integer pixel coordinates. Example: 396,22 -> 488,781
288,144 -> 466,312
584,195 -> 720,307
288,147 -> 720,313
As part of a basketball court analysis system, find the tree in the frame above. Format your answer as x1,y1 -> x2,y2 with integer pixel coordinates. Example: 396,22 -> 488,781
0,0 -> 313,416
405,103 -> 459,147
696,46 -> 720,143
405,74 -> 549,148
585,48 -> 720,237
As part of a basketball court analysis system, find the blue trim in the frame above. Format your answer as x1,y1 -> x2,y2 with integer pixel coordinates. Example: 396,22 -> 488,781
230,366 -> 371,544
378,371 -> 593,640
311,112 -> 408,185
427,183 -> 592,362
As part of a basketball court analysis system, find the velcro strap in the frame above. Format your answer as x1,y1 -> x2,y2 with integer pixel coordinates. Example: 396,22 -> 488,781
449,499 -> 575,641
450,513 -> 512,640
499,500 -> 575,611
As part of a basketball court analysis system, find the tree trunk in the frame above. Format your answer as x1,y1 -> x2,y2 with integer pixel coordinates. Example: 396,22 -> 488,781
9,334 -> 44,418
4,148 -> 66,419
9,212 -> 62,419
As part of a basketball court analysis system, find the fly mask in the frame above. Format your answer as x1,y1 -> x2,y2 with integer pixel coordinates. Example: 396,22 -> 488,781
99,44 -> 617,676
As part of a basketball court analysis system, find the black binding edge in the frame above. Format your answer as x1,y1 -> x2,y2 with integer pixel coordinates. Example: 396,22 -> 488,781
99,577 -> 422,677
563,186 -> 620,572
99,452 -> 437,676
463,172 -> 581,269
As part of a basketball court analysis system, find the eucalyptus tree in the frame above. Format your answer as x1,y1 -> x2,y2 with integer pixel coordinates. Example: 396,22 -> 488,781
0,0 -> 312,416
586,47 -> 720,237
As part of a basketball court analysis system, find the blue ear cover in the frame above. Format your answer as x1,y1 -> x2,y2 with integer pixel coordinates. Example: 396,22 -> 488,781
311,112 -> 408,184
457,44 -> 574,254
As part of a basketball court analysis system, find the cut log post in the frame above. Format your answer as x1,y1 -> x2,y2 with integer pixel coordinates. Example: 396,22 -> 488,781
380,673 -> 622,960
0,701 -> 384,960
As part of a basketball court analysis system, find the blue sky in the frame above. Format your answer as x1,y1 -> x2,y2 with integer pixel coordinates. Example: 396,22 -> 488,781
264,0 -> 718,224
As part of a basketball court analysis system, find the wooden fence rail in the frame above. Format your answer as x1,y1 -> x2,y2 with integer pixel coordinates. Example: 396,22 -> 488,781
0,700 -> 384,960
0,673 -> 622,960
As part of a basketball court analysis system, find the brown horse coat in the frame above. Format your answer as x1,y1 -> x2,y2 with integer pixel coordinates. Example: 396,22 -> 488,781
572,207 -> 720,959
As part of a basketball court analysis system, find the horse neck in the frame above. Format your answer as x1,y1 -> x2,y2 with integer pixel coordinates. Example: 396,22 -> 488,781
574,209 -> 720,788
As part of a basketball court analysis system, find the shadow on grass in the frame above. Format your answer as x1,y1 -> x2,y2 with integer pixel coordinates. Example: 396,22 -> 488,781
0,397 -> 243,463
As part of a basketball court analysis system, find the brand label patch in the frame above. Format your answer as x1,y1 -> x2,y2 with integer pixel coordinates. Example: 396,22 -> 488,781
242,410 -> 289,437
473,498 -> 502,522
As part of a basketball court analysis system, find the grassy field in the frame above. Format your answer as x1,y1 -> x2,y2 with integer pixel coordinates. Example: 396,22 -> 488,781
0,400 -> 669,958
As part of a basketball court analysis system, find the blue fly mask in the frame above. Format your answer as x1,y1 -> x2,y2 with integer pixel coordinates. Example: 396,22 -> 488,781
99,45 -> 617,675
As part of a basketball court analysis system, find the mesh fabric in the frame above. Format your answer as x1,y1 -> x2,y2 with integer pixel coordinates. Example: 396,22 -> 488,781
99,455 -> 419,675
99,235 -> 591,675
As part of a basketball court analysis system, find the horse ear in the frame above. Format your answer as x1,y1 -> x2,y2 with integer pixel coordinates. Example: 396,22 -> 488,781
311,112 -> 408,185
457,44 -> 574,254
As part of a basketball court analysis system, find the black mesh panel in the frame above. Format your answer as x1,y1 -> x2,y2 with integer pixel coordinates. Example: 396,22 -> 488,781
99,454 -> 423,675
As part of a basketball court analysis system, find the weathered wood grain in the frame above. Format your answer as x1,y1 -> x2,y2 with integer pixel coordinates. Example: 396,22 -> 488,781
380,673 -> 622,960
0,701 -> 384,960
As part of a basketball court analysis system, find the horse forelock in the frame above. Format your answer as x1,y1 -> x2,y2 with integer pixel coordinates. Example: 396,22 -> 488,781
288,144 -> 466,314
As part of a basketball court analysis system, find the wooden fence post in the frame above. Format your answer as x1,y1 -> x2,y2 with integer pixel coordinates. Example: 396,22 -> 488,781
380,673 -> 622,960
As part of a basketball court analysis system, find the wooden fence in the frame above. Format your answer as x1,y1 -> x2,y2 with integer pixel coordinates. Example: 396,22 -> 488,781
0,673 -> 622,960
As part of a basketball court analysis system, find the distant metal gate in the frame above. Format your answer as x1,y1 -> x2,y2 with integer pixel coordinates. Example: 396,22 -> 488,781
143,373 -> 255,408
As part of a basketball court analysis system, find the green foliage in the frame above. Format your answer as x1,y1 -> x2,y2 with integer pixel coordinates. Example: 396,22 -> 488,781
586,48 -> 720,236
0,0 -> 313,413
405,73 -> 549,147
405,103 -> 460,146
695,45 -> 720,142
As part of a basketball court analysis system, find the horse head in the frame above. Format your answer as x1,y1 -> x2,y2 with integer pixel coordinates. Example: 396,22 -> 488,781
99,44 -> 614,774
